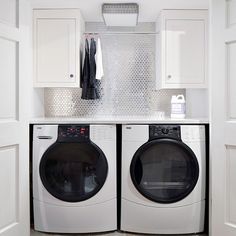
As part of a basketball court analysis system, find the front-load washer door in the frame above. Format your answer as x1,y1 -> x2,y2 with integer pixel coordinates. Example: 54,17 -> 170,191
39,125 -> 108,202
130,138 -> 199,204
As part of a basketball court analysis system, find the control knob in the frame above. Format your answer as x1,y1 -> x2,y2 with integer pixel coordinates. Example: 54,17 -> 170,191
161,128 -> 169,134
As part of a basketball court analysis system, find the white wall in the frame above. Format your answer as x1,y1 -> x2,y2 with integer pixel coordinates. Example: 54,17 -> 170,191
186,89 -> 209,118
29,3 -> 45,118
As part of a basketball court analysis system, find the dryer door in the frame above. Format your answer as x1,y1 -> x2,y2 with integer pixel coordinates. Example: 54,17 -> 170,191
39,142 -> 108,202
130,139 -> 199,203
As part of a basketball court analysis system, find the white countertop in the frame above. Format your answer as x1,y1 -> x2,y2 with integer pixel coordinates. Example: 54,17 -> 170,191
30,116 -> 209,124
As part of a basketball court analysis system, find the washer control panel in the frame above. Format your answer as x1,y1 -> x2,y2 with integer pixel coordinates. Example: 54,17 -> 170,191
149,125 -> 181,140
58,125 -> 89,142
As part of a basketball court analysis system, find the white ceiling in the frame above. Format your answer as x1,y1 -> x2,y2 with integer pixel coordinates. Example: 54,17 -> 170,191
31,0 -> 209,22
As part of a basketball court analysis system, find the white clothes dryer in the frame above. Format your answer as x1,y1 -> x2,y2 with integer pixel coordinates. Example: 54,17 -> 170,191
33,124 -> 116,233
121,124 -> 206,234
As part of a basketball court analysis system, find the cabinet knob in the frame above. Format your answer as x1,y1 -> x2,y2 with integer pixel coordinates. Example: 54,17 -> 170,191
70,74 -> 74,78
167,75 -> 172,79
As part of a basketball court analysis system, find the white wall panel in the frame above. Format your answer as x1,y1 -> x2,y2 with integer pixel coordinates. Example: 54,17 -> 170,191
226,146 -> 236,226
0,145 -> 18,230
227,0 -> 236,28
227,42 -> 236,119
0,0 -> 18,27
0,37 -> 18,121
28,7 -> 45,118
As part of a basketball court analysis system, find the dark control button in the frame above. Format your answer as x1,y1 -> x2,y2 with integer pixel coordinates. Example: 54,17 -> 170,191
161,128 -> 169,134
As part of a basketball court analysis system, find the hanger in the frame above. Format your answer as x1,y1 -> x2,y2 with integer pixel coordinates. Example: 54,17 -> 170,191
84,33 -> 100,40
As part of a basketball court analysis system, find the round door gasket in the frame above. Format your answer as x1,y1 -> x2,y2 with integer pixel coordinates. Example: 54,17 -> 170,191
39,141 -> 108,202
130,138 -> 199,204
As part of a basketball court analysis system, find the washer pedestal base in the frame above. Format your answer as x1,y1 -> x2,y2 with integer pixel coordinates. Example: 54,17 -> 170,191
121,198 -> 205,234
34,198 -> 117,233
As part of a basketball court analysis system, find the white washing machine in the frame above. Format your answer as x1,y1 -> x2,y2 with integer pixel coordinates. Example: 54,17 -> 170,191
121,124 -> 206,234
33,124 -> 117,233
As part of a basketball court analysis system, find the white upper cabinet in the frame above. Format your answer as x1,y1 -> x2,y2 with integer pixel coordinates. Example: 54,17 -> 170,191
156,10 -> 208,89
33,9 -> 84,87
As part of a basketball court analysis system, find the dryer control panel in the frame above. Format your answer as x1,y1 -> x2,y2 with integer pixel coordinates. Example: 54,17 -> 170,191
149,125 -> 181,140
58,125 -> 89,142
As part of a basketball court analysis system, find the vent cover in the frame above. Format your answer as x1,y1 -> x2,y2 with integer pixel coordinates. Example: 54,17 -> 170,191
102,3 -> 139,27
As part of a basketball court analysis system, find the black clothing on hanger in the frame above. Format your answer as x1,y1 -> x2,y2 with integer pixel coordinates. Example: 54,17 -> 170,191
81,38 -> 100,100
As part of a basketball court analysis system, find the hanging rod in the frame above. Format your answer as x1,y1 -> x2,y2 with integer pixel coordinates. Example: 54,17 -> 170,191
83,32 -> 159,35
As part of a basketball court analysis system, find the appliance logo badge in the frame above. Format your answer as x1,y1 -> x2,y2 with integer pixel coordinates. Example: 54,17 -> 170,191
126,127 -> 132,129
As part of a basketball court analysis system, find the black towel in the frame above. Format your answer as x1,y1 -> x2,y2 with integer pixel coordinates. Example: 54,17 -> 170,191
81,38 -> 100,100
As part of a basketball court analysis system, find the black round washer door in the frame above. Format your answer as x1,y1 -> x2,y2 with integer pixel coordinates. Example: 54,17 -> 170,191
130,139 -> 199,203
40,142 -> 108,202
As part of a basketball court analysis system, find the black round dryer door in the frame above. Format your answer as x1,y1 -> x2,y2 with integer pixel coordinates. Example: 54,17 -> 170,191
130,138 -> 199,203
40,142 -> 108,202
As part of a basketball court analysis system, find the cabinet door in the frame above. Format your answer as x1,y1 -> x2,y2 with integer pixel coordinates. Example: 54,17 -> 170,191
33,9 -> 84,87
36,19 -> 76,86
156,10 -> 208,89
165,19 -> 206,87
